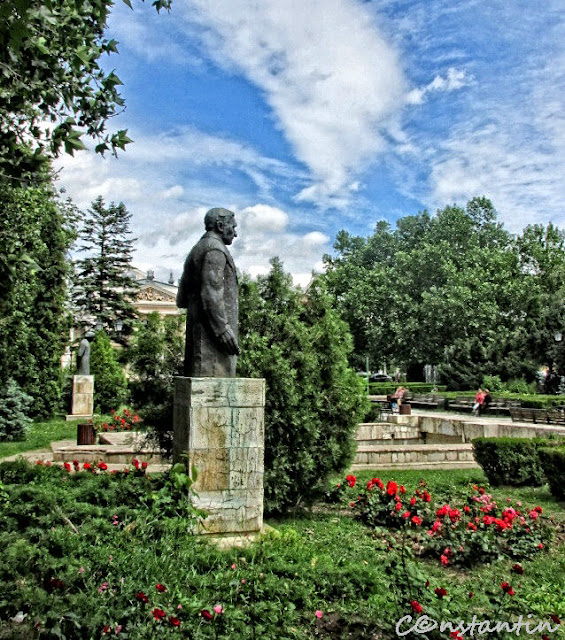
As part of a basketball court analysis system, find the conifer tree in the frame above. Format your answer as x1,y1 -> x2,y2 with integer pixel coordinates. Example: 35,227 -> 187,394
73,196 -> 138,339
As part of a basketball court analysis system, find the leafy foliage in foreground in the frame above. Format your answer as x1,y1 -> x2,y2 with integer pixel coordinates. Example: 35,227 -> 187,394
238,260 -> 369,513
0,0 -> 170,181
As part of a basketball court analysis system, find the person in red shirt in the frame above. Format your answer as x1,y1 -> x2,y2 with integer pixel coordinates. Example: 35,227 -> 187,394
473,388 -> 486,416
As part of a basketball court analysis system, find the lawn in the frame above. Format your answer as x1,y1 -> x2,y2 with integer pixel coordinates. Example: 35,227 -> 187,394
0,417 -> 78,459
1,462 -> 564,639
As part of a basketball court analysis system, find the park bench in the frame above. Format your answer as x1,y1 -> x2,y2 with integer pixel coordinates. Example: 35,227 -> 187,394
509,407 -> 565,424
448,397 -> 475,411
448,397 -> 519,415
409,394 -> 446,410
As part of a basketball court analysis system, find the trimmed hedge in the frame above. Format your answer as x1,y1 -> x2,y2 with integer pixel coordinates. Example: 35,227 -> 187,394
538,446 -> 565,499
472,437 -> 564,487
368,383 -> 447,395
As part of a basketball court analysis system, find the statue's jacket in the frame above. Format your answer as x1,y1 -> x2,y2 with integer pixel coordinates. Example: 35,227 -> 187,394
177,232 -> 238,377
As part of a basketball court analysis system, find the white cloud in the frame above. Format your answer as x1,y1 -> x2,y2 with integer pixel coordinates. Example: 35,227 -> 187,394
179,0 -> 407,206
161,185 -> 184,199
238,204 -> 289,233
406,67 -> 472,105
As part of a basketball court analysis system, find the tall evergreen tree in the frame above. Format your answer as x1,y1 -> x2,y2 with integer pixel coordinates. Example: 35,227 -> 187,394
0,179 -> 76,418
73,196 -> 138,338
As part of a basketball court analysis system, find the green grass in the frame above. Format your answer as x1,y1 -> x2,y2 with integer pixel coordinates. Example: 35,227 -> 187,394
0,416 -> 78,459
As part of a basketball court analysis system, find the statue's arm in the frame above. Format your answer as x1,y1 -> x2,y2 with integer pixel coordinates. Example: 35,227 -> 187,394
77,341 -> 87,357
201,250 -> 239,355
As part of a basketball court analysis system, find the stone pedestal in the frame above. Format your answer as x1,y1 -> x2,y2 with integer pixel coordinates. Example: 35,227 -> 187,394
66,375 -> 94,421
173,377 -> 265,535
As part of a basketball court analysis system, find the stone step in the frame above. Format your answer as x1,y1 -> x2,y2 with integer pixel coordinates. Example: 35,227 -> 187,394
352,443 -> 479,470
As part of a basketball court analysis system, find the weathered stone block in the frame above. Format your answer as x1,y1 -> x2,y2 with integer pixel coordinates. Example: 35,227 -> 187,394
174,377 -> 265,536
70,375 -> 94,417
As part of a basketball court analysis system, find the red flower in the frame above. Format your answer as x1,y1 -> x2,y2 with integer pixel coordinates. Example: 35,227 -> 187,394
156,583 -> 167,592
440,555 -> 449,566
450,632 -> 463,640
49,577 -> 64,590
169,616 -> 181,627
136,591 -> 149,603
346,474 -> 356,488
395,502 -> 402,511
550,614 -> 561,625
83,462 -> 92,470
400,485 -> 406,494
387,480 -> 398,496
402,511 -> 411,519
64,462 -> 71,473
410,600 -> 423,614
467,522 -> 477,531
501,582 -> 515,595
423,491 -> 431,502
411,516 -> 423,526
201,609 -> 213,621
103,625 -> 111,634
98,462 -> 108,471
511,563 -> 524,575
435,587 -> 448,598
132,459 -> 140,469
534,506 -> 543,513
152,608 -> 166,621
542,636 -> 550,640
141,461 -> 148,470
410,497 -> 417,506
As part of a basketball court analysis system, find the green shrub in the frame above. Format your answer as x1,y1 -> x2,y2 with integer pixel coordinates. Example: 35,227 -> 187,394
0,379 -> 33,441
90,331 -> 127,413
472,437 -> 564,486
505,378 -> 536,395
538,446 -> 565,499
238,262 -> 369,513
482,374 -> 504,392
127,313 -> 184,456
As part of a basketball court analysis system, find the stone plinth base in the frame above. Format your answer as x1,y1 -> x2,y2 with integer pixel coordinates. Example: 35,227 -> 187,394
66,375 -> 94,421
174,377 -> 265,535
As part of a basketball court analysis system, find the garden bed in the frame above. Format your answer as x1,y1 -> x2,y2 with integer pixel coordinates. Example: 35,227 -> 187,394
1,462 -> 564,639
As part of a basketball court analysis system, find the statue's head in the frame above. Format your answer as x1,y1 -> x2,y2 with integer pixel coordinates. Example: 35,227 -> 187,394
204,208 -> 237,245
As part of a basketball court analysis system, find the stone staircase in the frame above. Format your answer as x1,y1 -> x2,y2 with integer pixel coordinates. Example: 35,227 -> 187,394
50,432 -> 170,472
351,418 -> 478,471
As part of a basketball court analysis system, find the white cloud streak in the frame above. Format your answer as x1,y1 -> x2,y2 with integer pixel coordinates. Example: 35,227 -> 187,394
179,0 -> 407,207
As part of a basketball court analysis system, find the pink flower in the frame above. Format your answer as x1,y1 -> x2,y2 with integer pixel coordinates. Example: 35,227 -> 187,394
213,604 -> 224,615
315,610 -> 323,619
231,563 -> 236,570
99,582 -> 109,594
114,625 -> 122,635
440,555 -> 449,566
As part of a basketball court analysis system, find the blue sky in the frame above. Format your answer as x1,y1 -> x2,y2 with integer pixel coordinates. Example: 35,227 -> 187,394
55,0 -> 565,287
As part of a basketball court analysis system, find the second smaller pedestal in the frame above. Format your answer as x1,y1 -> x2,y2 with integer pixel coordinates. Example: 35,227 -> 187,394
66,375 -> 94,421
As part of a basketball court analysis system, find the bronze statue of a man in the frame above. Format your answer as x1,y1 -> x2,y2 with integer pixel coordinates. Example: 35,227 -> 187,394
76,331 -> 94,375
177,208 -> 239,377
